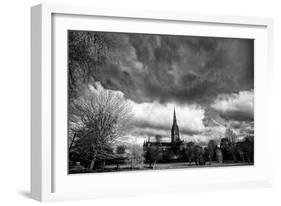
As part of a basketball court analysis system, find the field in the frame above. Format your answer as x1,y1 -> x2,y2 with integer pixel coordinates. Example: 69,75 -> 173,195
69,162 -> 254,174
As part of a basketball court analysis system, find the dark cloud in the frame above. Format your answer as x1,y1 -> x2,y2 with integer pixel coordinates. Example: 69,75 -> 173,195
69,31 -> 255,143
89,32 -> 254,105
219,110 -> 253,122
219,111 -> 253,122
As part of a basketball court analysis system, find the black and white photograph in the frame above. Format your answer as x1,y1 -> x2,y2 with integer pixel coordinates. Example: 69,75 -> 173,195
68,30 -> 254,174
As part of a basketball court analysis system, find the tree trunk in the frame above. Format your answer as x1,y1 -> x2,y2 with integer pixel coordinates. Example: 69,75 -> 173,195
89,155 -> 96,170
69,133 -> 76,151
231,147 -> 237,162
188,157 -> 192,166
209,154 -> 212,165
153,160 -> 157,169
102,161 -> 105,171
232,153 -> 237,162
246,153 -> 250,163
216,149 -> 223,164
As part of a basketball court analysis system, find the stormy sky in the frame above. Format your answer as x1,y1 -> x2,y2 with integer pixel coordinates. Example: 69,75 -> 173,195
70,31 -> 254,144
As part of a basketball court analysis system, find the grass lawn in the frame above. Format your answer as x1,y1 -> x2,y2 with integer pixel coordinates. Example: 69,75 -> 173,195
69,161 -> 254,174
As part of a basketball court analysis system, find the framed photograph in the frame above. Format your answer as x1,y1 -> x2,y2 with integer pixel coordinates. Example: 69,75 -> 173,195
31,3 -> 274,201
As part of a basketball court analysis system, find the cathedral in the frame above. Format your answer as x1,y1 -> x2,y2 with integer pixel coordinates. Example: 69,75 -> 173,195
143,107 -> 185,162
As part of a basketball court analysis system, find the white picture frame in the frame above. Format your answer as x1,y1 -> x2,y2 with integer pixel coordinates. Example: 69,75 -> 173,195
31,3 -> 274,202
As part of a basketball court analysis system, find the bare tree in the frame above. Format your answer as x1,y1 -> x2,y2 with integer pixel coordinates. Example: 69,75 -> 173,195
69,86 -> 133,169
225,127 -> 237,144
115,145 -> 127,170
225,128 -> 237,162
127,144 -> 144,169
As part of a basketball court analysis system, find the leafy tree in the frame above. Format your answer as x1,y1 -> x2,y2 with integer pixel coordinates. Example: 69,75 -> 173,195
193,145 -> 205,165
207,140 -> 217,164
220,138 -> 236,162
236,137 -> 254,162
185,142 -> 195,165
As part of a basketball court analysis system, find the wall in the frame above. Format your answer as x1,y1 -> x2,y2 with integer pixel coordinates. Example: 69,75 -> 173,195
0,0 -> 280,205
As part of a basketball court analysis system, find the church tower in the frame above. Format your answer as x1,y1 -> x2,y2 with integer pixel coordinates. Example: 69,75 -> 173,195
171,107 -> 180,143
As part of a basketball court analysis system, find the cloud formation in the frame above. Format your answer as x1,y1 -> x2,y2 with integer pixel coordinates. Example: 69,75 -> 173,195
94,33 -> 254,105
86,81 -> 254,144
211,90 -> 254,121
130,101 -> 205,138
69,31 -> 254,144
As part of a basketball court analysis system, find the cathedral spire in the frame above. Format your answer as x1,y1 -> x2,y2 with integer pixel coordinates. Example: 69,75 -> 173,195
171,106 -> 180,143
173,106 -> 177,124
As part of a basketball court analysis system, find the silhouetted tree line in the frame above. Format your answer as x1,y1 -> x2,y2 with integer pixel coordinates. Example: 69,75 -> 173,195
144,136 -> 254,167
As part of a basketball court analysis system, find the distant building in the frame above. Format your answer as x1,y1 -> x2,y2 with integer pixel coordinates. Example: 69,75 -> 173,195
171,107 -> 180,143
143,107 -> 185,162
